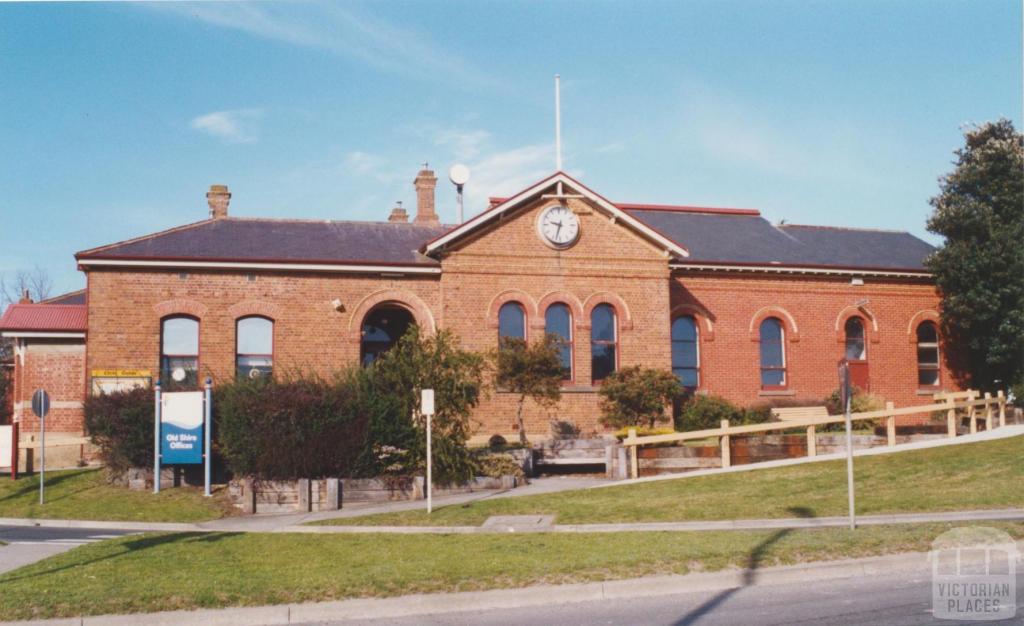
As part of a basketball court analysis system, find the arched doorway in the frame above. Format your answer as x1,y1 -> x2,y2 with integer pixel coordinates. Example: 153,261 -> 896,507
360,304 -> 416,366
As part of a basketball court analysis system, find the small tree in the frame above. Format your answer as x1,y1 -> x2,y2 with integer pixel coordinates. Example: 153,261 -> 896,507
599,365 -> 681,429
494,335 -> 564,445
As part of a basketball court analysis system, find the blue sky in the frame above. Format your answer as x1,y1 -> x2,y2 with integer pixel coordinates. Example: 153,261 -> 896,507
1,0 -> 1020,295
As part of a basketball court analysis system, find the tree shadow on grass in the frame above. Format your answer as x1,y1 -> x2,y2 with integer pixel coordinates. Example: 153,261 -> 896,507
672,506 -> 816,626
0,532 -> 241,584
0,470 -> 94,505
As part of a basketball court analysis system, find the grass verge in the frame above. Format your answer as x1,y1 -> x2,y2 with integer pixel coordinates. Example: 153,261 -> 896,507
319,434 -> 1024,527
2,522 -> 1021,621
0,469 -> 233,523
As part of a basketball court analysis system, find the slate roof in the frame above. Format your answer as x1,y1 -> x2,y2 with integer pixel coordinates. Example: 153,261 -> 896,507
41,290 -> 87,306
624,209 -> 935,272
0,304 -> 87,333
76,218 -> 450,266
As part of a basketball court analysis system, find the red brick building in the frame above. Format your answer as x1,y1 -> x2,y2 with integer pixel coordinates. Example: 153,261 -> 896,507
0,170 -> 956,444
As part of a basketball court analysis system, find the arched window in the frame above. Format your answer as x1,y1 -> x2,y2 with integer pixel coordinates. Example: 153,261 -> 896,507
161,316 -> 199,387
591,304 -> 618,382
844,317 -> 866,360
498,302 -> 526,344
916,321 -> 940,387
545,303 -> 573,380
672,316 -> 699,388
361,305 -> 416,366
759,317 -> 786,388
236,316 -> 273,380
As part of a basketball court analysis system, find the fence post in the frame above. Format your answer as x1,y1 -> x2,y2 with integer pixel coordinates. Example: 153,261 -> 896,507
967,390 -> 978,434
628,428 -> 638,479
946,395 -> 956,438
720,419 -> 731,468
886,401 -> 896,447
984,392 -> 993,431
997,390 -> 1006,427
806,424 -> 816,457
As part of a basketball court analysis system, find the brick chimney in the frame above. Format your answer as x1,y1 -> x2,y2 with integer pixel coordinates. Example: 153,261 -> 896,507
18,289 -> 32,304
388,201 -> 409,223
413,166 -> 438,224
207,184 -> 231,220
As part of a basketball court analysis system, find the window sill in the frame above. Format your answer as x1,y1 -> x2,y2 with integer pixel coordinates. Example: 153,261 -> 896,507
917,388 -> 942,396
495,386 -> 600,394
759,390 -> 797,397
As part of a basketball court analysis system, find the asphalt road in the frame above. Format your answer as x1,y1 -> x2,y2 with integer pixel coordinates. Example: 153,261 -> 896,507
0,525 -> 137,574
307,566 -> 1024,626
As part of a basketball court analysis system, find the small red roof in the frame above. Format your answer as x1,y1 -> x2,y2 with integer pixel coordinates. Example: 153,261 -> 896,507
0,304 -> 87,333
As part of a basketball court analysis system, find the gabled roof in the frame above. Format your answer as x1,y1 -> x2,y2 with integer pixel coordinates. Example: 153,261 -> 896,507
0,304 -> 87,335
76,218 -> 449,269
625,209 -> 935,273
40,289 -> 87,306
423,172 -> 691,258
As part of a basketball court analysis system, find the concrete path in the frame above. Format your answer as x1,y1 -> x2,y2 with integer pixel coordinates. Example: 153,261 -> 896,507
4,543 -> 1021,626
197,475 -> 612,532
600,423 -> 1024,489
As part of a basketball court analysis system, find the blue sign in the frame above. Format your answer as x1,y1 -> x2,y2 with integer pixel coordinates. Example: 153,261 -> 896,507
160,391 -> 204,464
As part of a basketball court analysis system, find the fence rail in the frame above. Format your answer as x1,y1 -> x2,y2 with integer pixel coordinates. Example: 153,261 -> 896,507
622,389 -> 1007,479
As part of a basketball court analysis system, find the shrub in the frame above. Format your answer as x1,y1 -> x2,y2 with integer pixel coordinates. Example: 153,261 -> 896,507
674,394 -> 746,432
84,386 -> 154,473
472,451 -> 525,480
599,366 -> 681,429
823,386 -> 885,431
215,374 -> 367,480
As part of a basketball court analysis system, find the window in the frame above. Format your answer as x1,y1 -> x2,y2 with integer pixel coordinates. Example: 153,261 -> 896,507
759,317 -> 786,387
591,304 -> 618,382
361,305 -> 415,366
236,316 -> 273,380
545,303 -> 573,379
498,302 -> 526,344
916,321 -> 940,386
161,316 -> 199,387
844,317 -> 866,360
671,316 -> 700,388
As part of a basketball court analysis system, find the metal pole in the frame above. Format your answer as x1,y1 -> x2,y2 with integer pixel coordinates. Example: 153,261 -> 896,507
426,411 -> 432,514
154,380 -> 161,494
39,413 -> 44,505
554,74 -> 562,171
456,184 -> 464,224
844,372 -> 856,530
10,421 -> 18,481
204,378 -> 212,497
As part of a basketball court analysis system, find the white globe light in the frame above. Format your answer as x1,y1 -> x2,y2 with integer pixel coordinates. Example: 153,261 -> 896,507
448,164 -> 470,186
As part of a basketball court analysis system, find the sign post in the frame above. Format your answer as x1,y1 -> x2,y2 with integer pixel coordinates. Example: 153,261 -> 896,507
204,378 -> 212,497
31,389 -> 50,505
421,388 -> 435,514
838,359 -> 856,530
154,382 -> 207,495
154,380 -> 162,494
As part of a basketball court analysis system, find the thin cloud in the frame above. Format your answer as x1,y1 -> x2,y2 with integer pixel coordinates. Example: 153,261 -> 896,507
461,143 -> 557,213
150,3 -> 499,91
190,109 -> 262,144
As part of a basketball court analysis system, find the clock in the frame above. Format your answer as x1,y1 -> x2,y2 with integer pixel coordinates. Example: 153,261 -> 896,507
537,204 -> 580,248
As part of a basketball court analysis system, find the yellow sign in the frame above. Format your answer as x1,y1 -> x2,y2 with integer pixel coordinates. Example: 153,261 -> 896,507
91,369 -> 152,378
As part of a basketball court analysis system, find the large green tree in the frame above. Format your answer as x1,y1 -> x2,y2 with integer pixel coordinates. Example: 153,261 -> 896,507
926,119 -> 1024,392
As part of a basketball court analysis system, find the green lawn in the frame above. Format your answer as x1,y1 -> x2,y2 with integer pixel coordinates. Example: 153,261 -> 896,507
320,434 -> 1024,527
2,522 -> 1021,621
0,469 -> 233,523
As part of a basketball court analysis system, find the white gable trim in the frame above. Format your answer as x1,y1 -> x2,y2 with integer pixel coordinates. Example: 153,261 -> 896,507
423,172 -> 690,258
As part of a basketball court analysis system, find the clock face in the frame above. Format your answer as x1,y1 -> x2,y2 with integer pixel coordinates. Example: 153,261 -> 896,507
537,205 -> 580,248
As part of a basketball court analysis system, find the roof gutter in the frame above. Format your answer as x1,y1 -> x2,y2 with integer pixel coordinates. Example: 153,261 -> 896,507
670,262 -> 932,279
77,258 -> 442,275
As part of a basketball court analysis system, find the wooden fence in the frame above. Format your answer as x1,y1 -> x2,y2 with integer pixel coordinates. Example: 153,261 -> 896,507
622,389 -> 1008,480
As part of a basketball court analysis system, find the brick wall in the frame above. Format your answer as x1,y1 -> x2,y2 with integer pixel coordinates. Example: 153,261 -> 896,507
13,340 -> 85,434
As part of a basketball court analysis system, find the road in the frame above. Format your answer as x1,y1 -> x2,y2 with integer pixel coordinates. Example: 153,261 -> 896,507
306,566 -> 1023,626
0,525 -> 137,574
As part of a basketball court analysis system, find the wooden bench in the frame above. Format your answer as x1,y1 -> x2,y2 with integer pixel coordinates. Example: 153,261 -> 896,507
770,406 -> 829,422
